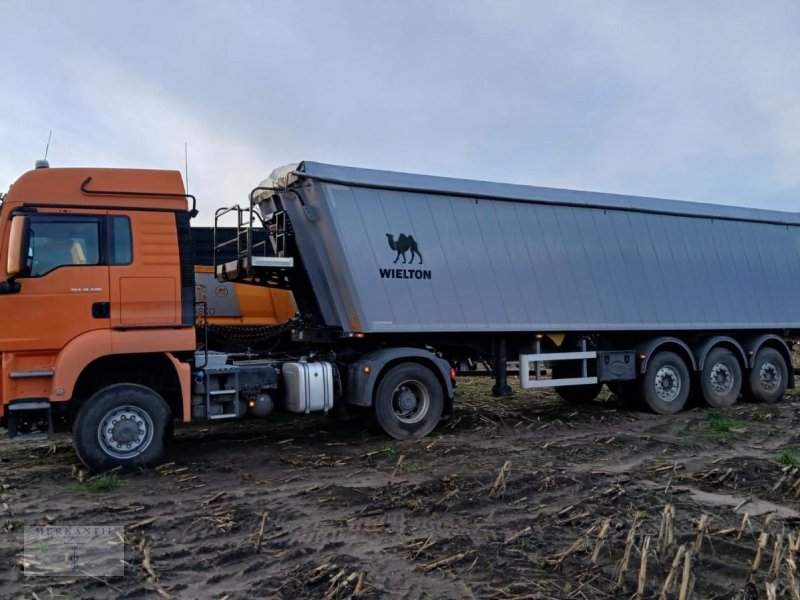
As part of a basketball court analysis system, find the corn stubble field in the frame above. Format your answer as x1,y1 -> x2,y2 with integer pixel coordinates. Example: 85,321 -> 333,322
3,376 -> 800,599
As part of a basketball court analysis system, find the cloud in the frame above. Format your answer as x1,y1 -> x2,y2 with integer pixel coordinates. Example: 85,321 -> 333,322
2,1 -> 799,214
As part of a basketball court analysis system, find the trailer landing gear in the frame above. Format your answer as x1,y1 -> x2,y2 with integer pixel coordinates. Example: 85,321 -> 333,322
491,338 -> 512,397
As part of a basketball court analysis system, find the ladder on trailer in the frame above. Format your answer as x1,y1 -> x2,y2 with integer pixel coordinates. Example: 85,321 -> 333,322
213,202 -> 294,287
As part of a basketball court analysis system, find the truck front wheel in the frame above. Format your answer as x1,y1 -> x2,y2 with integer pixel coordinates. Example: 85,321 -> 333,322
374,363 -> 444,440
639,351 -> 690,415
746,348 -> 788,403
73,384 -> 171,472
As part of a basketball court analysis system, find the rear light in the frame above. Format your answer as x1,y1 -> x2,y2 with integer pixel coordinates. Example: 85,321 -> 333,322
449,367 -> 457,380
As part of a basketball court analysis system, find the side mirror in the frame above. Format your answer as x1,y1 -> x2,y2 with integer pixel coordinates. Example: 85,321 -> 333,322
7,215 -> 29,278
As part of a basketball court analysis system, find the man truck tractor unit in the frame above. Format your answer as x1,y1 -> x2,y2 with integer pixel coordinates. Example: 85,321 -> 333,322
0,161 -> 796,471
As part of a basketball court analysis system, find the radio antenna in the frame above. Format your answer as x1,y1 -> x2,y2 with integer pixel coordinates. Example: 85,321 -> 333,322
184,142 -> 189,193
44,131 -> 52,160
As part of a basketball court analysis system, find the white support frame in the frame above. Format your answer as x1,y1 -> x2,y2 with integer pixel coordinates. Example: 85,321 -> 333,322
519,351 -> 599,389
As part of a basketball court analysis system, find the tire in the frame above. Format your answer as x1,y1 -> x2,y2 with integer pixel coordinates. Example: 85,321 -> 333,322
555,383 -> 602,403
374,363 -> 444,440
73,383 -> 171,472
747,347 -> 788,403
700,348 -> 742,408
608,381 -> 638,404
552,359 -> 601,403
639,351 -> 690,415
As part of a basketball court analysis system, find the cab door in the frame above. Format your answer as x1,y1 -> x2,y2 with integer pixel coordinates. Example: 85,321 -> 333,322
0,210 -> 110,354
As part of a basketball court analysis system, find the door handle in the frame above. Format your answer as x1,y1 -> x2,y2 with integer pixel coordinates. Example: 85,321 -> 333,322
92,302 -> 110,319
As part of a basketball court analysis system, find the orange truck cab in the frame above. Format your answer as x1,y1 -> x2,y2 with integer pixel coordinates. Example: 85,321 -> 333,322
0,165 -> 196,466
0,162 -> 455,473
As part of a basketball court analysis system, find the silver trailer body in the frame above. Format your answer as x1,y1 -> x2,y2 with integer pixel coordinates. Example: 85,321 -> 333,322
254,162 -> 800,334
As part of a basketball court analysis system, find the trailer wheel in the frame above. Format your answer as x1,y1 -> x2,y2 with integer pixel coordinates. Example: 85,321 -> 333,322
746,348 -> 788,403
374,363 -> 444,440
555,383 -> 603,403
73,384 -> 170,472
639,351 -> 690,415
700,348 -> 742,408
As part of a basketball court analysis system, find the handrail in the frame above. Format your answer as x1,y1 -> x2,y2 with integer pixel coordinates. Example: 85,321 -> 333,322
81,177 -> 198,217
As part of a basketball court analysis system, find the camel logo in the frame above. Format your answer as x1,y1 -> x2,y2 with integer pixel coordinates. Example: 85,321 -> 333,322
380,233 -> 431,280
385,233 -> 423,264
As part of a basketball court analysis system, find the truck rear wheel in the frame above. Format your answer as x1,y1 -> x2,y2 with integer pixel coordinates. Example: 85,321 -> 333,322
374,363 -> 444,440
746,348 -> 788,403
700,348 -> 742,408
73,384 -> 170,472
639,351 -> 690,415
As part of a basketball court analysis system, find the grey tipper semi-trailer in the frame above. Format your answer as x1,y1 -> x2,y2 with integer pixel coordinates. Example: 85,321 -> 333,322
212,160 -> 798,440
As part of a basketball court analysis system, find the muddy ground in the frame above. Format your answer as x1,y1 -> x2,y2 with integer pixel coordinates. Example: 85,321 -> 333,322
4,378 -> 800,599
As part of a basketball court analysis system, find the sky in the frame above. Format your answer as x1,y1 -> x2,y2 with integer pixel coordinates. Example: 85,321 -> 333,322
1,1 -> 799,224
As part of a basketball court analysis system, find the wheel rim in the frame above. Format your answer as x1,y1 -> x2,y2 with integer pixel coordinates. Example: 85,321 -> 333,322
708,361 -> 734,396
654,365 -> 682,403
97,405 -> 154,459
391,380 -> 430,424
759,361 -> 781,393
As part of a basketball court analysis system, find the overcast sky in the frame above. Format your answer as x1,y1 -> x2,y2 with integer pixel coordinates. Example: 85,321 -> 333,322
1,1 -> 799,224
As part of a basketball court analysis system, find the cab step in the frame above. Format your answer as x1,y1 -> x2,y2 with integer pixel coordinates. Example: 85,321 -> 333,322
7,400 -> 52,440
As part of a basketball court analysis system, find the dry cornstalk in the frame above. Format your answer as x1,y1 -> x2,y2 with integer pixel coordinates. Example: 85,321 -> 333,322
411,536 -> 436,560
769,532 -> 786,578
737,512 -> 751,541
636,535 -> 651,598
489,461 -> 512,498
392,454 -> 406,478
558,505 -> 575,517
353,572 -> 366,597
322,571 -> 358,600
555,536 -> 587,565
139,538 -> 157,582
766,581 -> 777,600
308,563 -> 335,584
590,519 -> 611,565
657,504 -> 675,554
201,491 -> 226,506
785,557 -> 800,600
750,531 -> 770,582
693,514 -> 710,552
419,551 -> 470,573
678,549 -> 693,600
613,516 -> 641,589
128,517 -> 157,531
659,544 -> 687,598
505,526 -> 532,545
254,511 -> 269,551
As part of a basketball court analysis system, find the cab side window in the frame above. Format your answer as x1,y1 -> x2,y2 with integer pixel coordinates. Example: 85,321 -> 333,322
109,216 -> 133,265
28,218 -> 101,277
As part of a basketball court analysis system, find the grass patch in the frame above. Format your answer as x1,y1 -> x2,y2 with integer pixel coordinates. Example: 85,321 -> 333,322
400,460 -> 420,474
705,411 -> 743,434
777,451 -> 800,467
84,472 -> 121,493
375,447 -> 397,460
